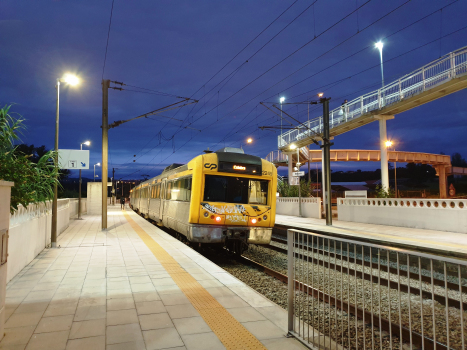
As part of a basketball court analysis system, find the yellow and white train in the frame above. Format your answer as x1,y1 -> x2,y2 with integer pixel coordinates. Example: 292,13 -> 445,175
130,147 -> 277,254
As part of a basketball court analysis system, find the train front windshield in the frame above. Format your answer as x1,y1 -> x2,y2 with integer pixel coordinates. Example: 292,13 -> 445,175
203,175 -> 268,205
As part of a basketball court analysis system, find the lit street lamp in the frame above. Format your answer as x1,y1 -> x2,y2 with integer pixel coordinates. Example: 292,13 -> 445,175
78,140 -> 90,219
375,41 -> 384,89
386,140 -> 397,197
51,73 -> 80,248
94,163 -> 100,181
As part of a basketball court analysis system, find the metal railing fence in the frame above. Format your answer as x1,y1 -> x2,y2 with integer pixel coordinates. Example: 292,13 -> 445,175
287,228 -> 466,350
279,46 -> 467,149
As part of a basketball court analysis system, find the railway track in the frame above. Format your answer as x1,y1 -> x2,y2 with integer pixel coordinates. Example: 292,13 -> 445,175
143,213 -> 464,349
265,238 -> 467,311
238,252 -> 450,350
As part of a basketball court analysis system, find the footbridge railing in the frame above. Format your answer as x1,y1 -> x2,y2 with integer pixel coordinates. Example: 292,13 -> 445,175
278,46 -> 467,149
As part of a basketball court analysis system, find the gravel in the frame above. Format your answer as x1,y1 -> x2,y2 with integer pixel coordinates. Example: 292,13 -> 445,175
236,244 -> 467,350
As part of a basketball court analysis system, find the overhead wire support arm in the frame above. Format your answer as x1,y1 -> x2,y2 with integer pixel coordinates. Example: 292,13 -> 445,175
108,99 -> 198,129
259,102 -> 294,126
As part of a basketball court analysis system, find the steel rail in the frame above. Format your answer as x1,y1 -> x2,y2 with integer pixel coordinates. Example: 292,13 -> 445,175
239,255 -> 449,350
271,236 -> 467,294
262,241 -> 467,310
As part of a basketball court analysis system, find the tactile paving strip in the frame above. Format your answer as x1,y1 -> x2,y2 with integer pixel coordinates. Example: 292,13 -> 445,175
123,212 -> 267,350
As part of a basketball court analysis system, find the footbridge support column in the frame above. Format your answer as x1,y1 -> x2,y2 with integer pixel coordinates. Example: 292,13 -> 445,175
375,115 -> 395,192
285,152 -> 295,185
435,165 -> 449,199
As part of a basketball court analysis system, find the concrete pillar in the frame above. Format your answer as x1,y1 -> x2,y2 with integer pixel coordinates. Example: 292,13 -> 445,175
438,165 -> 447,198
287,152 -> 294,185
0,180 -> 14,342
375,115 -> 395,191
321,145 -> 326,209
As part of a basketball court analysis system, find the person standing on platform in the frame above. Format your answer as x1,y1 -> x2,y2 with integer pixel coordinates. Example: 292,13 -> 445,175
120,196 -> 125,209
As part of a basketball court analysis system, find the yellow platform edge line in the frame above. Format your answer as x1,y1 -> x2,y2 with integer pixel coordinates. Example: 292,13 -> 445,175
123,212 -> 267,350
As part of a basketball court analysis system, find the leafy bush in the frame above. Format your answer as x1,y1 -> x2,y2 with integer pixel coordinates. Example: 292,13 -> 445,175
375,184 -> 395,198
277,178 -> 314,197
0,105 -> 60,213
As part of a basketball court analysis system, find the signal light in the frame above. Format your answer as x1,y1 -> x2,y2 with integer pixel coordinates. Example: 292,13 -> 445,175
215,216 -> 222,222
210,215 -> 215,219
263,215 -> 267,220
251,218 -> 257,224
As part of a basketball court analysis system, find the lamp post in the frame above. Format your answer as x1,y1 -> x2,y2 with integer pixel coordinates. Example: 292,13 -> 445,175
78,141 -> 90,219
94,163 -> 100,181
51,73 -> 80,248
386,140 -> 397,197
375,41 -> 385,90
375,41 -> 391,191
280,97 -> 285,146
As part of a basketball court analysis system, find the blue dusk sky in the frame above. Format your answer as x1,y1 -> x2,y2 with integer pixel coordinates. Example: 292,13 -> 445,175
1,0 -> 466,179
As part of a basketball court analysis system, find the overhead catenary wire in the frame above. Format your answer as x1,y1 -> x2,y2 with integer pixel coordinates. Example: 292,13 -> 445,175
118,1 -> 463,179
101,0 -> 115,80
115,1 -> 406,177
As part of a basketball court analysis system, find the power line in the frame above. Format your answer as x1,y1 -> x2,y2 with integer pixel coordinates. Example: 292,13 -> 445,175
101,0 -> 115,80
118,2 -> 318,171
118,2 -> 463,178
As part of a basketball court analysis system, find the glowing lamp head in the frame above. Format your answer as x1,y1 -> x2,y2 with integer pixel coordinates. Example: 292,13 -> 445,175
62,73 -> 80,86
251,218 -> 257,224
96,163 -> 100,166
385,140 -> 393,148
215,216 -> 222,223
375,41 -> 384,51
317,92 -> 324,98
280,97 -> 285,104
83,141 -> 91,146
290,144 -> 297,150
247,138 -> 253,144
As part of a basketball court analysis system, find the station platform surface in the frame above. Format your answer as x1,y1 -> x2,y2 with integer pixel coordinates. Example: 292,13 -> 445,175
1,208 -> 307,350
276,214 -> 467,259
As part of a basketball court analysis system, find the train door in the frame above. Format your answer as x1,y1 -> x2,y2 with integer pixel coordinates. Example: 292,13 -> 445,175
159,180 -> 166,221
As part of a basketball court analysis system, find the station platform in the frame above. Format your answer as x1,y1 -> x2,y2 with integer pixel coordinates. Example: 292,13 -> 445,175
1,208 -> 306,350
275,214 -> 467,259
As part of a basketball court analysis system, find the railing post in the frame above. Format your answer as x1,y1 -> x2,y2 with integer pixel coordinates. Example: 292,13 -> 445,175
378,89 -> 381,109
360,96 -> 363,116
399,78 -> 402,100
287,229 -> 294,335
422,67 -> 426,91
450,52 -> 456,78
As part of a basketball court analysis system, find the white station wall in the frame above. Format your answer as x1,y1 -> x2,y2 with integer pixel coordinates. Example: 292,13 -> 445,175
337,198 -> 467,233
276,197 -> 321,219
7,198 -> 87,283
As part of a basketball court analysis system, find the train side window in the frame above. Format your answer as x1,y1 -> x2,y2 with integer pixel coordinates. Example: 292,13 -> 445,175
156,184 -> 160,198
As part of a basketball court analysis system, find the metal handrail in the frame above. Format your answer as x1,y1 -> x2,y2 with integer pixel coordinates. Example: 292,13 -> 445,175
278,46 -> 467,148
287,228 -> 466,350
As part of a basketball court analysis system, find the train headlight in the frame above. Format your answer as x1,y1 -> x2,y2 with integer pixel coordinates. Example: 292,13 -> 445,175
251,218 -> 257,224
204,212 -> 209,217
263,215 -> 267,220
215,216 -> 222,223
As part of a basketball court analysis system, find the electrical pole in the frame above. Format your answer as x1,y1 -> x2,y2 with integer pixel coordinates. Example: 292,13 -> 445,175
102,79 -> 109,230
320,97 -> 333,226
112,168 -> 116,205
51,79 -> 60,248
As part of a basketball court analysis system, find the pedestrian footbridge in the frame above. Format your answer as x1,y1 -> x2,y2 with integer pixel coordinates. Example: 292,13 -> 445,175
278,46 -> 467,150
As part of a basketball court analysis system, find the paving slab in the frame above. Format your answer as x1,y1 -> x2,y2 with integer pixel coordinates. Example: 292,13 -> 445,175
1,207 -> 310,350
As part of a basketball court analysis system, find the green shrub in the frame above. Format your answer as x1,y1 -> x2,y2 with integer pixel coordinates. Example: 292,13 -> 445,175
0,105 -> 60,213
